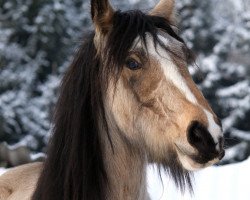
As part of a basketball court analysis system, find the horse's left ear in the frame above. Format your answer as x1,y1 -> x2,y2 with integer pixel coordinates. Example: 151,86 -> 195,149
91,0 -> 114,34
150,0 -> 176,24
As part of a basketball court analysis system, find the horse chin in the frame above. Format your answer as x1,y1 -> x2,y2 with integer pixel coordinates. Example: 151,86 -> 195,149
175,145 -> 220,171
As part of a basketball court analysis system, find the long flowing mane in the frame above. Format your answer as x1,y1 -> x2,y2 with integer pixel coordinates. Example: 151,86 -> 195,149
32,33 -> 109,200
32,10 -> 194,200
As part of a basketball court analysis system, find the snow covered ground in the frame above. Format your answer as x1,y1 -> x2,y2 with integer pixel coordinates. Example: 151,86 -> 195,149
0,168 -> 6,176
148,157 -> 250,200
1,158 -> 250,199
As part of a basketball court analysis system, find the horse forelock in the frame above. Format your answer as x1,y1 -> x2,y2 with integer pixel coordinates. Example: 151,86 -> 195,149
97,10 -> 194,71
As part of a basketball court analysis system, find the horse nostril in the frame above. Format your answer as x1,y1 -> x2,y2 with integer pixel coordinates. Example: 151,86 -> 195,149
188,121 -> 204,144
187,121 -> 214,149
187,121 -> 225,162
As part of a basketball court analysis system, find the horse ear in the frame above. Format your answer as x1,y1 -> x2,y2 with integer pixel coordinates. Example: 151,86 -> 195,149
150,0 -> 176,24
91,0 -> 114,34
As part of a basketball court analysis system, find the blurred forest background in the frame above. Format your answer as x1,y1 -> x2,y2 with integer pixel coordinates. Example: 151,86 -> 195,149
0,0 -> 249,167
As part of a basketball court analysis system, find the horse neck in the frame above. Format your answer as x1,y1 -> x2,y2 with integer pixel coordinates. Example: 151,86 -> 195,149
101,127 -> 150,200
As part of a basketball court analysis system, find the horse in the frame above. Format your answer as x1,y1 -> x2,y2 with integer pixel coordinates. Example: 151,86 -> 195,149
0,0 -> 225,199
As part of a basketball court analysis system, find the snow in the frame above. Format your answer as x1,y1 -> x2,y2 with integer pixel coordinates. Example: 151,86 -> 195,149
223,142 -> 249,162
30,153 -> 46,161
148,157 -> 250,200
0,168 -> 7,176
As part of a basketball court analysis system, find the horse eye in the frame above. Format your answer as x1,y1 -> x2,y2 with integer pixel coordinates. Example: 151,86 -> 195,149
125,59 -> 141,70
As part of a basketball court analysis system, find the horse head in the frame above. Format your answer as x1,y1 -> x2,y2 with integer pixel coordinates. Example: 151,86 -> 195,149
91,0 -> 225,172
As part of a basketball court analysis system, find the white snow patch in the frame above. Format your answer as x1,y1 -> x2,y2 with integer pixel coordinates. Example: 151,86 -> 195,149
148,157 -> 250,200
223,142 -> 248,161
0,168 -> 7,176
30,153 -> 46,161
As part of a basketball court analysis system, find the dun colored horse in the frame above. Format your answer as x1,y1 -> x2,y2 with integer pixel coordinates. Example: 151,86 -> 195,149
0,0 -> 225,199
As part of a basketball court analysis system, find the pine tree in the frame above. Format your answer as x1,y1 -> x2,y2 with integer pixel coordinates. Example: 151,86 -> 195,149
0,0 -> 91,151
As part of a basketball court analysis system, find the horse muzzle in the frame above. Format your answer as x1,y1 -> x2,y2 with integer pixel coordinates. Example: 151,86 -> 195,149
175,120 -> 225,171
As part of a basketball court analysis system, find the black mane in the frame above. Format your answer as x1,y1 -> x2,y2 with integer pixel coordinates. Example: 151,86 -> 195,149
32,10 -> 193,200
